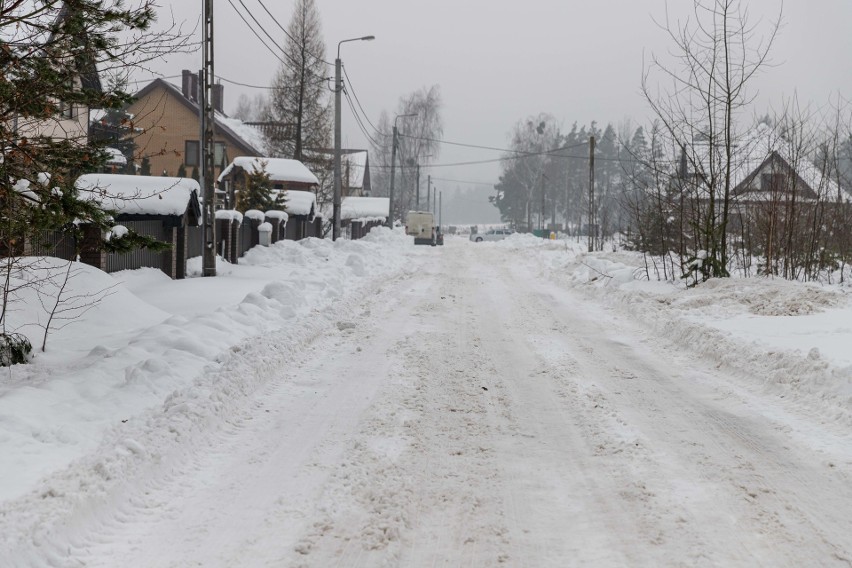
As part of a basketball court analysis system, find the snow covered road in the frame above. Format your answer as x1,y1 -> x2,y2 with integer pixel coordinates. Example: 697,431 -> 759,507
5,237 -> 852,566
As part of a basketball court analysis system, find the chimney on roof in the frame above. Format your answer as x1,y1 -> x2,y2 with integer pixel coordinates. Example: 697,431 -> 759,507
213,83 -> 224,114
181,70 -> 193,101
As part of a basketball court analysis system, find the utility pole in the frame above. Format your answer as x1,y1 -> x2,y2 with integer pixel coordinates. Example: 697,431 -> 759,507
588,135 -> 595,253
426,175 -> 431,212
540,174 -> 545,232
388,113 -> 415,228
333,55 -> 342,240
388,124 -> 398,228
201,0 -> 216,276
334,36 -> 374,240
415,164 -> 420,210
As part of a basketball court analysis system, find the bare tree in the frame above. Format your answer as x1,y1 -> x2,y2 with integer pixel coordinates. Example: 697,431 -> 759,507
642,0 -> 781,281
232,93 -> 268,123
493,114 -> 560,232
395,85 -> 443,215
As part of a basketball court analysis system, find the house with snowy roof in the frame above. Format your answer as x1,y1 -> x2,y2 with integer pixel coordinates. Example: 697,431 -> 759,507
2,1 -> 102,145
76,174 -> 201,279
126,70 -> 264,183
218,157 -> 323,240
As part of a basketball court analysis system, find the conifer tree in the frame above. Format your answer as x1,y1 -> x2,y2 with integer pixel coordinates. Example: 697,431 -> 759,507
236,161 -> 285,213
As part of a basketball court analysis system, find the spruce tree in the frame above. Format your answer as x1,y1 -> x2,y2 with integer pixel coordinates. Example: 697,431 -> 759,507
236,161 -> 285,213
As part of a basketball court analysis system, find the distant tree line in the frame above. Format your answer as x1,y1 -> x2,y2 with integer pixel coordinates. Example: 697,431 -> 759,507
491,0 -> 852,286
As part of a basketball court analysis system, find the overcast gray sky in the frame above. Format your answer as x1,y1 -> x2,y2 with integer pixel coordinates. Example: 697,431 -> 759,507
144,0 -> 852,189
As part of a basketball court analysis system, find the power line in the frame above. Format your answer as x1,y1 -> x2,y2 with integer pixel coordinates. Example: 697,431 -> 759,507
397,133 -> 589,156
218,74 -> 330,90
431,177 -> 496,186
342,65 -> 385,137
254,0 -> 332,67
343,89 -> 381,148
225,0 -> 294,70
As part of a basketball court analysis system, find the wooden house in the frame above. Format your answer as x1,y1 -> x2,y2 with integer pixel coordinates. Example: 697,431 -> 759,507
126,71 -> 264,184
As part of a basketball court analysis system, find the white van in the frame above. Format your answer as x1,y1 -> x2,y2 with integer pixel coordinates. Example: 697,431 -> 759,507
405,211 -> 436,245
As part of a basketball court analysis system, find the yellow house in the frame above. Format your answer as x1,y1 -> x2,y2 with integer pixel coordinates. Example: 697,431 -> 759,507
127,71 -> 263,179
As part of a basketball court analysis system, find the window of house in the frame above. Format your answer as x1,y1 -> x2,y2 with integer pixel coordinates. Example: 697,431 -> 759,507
57,99 -> 74,120
215,142 -> 227,168
188,141 -> 228,168
185,140 -> 200,167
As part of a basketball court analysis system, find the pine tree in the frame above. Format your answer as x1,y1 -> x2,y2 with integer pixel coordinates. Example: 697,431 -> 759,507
177,163 -> 187,178
0,1 -> 187,260
236,161 -> 285,213
140,157 -> 152,176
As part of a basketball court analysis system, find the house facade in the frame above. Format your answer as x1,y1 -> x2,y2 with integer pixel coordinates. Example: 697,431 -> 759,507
3,1 -> 101,146
126,71 -> 263,180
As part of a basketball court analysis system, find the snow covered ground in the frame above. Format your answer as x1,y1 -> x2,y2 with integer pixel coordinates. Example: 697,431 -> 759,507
1,231 -> 851,566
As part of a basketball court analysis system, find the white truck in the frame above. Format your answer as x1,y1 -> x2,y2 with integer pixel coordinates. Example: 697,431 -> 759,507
405,211 -> 436,246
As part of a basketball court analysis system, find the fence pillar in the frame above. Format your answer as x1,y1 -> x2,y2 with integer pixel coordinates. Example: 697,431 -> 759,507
78,225 -> 106,271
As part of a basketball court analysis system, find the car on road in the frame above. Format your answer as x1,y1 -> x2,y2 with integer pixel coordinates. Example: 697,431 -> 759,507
469,228 -> 515,242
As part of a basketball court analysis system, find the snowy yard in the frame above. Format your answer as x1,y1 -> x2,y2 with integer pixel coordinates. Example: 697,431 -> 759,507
1,230 -> 851,566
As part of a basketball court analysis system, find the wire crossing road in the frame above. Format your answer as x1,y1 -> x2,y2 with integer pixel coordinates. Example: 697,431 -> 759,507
8,239 -> 852,567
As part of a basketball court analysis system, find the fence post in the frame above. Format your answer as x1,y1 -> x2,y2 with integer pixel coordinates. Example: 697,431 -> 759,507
78,224 -> 106,271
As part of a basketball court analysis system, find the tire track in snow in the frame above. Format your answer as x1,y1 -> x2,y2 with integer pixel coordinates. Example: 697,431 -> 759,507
2,269 -> 421,568
506,252 -> 852,566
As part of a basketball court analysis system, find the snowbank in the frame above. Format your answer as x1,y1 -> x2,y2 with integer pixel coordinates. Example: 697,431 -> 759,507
0,227 -> 416,505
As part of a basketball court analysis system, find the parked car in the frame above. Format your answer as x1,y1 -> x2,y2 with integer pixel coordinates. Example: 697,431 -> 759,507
470,228 -> 515,242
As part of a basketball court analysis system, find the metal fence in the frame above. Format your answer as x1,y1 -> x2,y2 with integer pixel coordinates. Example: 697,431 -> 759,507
106,220 -> 168,273
186,225 -> 203,259
28,231 -> 77,261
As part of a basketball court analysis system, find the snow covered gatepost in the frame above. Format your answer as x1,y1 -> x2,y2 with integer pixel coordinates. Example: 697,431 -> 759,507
284,189 -> 323,240
215,210 -> 244,264
76,174 -> 201,279
264,210 -> 289,243
340,196 -> 389,240
213,209 -> 289,263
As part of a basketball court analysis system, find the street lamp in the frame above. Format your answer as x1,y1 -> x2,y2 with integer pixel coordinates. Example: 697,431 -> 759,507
388,113 -> 416,228
333,35 -> 375,241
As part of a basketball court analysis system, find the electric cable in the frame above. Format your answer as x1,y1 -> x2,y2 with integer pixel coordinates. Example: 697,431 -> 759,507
254,0 -> 332,67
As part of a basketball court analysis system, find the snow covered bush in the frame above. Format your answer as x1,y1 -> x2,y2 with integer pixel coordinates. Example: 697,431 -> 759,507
0,332 -> 32,367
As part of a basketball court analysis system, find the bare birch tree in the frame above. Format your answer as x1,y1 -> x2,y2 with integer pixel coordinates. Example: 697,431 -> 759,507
642,0 -> 781,281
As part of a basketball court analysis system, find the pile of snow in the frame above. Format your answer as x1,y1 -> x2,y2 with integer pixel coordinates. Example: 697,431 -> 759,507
0,227 -> 417,505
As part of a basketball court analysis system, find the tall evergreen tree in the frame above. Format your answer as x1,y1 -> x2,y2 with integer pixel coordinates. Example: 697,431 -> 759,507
266,0 -> 331,163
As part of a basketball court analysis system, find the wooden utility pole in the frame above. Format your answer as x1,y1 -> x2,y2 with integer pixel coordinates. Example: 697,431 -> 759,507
416,164 -> 420,210
588,135 -> 595,253
201,0 -> 216,276
426,174 -> 431,212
